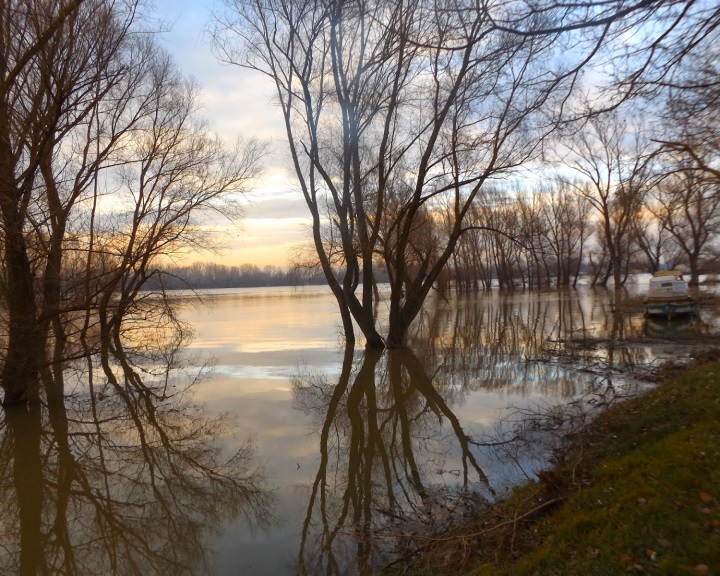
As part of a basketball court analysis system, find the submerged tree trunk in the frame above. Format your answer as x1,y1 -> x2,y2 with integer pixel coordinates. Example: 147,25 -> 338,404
688,251 -> 701,287
0,202 -> 41,406
219,0 -> 630,350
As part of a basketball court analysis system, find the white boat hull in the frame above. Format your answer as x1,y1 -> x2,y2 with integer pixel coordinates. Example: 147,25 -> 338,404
644,298 -> 697,319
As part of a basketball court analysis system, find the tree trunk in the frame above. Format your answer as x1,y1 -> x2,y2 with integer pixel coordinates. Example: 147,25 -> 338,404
688,252 -> 700,286
0,204 -> 42,406
614,264 -> 623,289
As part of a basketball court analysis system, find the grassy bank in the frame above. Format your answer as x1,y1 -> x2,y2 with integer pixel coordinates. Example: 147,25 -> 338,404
394,363 -> 720,575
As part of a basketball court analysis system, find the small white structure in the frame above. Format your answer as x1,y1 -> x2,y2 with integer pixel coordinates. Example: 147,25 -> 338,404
644,270 -> 697,318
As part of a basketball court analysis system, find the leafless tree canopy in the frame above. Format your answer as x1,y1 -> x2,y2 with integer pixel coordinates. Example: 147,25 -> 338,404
215,0 -> 659,347
213,0 -> 720,346
0,0 -> 264,406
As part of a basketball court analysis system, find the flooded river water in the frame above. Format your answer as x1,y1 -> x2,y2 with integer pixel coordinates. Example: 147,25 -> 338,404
1,283 -> 718,575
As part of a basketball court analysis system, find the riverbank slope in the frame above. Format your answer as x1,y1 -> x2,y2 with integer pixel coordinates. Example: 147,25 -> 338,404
394,362 -> 720,575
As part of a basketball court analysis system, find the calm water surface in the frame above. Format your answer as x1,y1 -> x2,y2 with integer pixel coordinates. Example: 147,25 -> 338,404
178,284 -> 714,574
2,283 -> 717,575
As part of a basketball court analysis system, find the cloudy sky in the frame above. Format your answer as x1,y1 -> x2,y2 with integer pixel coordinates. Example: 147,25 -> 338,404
153,0 -> 309,267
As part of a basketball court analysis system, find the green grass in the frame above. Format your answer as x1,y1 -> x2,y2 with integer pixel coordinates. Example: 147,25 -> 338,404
394,363 -> 720,576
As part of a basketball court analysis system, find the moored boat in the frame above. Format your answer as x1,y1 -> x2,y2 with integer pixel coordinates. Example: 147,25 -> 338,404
644,270 -> 697,319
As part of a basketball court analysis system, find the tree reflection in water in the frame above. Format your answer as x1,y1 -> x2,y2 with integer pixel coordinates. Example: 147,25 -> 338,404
293,347 -> 494,576
293,289 -> 666,575
0,334 -> 273,576
415,289 -> 660,393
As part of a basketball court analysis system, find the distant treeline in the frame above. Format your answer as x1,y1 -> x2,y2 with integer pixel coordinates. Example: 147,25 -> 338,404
149,262 -> 328,290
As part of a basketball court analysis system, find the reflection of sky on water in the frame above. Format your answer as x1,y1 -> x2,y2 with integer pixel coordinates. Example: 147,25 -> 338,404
175,284 -> 717,575
177,289 -> 350,574
211,358 -> 345,381
0,339 -> 274,576
4,283 -> 715,575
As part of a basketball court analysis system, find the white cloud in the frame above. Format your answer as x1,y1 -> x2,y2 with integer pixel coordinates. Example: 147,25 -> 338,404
152,0 -> 306,266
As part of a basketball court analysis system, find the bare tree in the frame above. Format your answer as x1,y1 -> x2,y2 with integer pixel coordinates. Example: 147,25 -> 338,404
515,190 -> 550,289
563,110 -> 654,288
650,166 -> 720,285
631,196 -> 683,273
641,44 -> 720,285
605,0 -> 720,104
537,179 -> 593,287
214,0 -> 633,347
0,0 -> 112,403
0,1 -> 263,407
